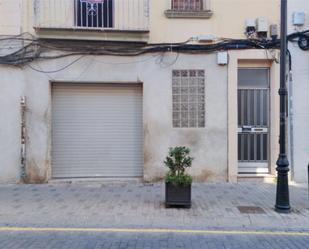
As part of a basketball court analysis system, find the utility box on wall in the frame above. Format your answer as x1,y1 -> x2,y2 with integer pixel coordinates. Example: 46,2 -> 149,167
256,17 -> 268,32
217,51 -> 228,65
293,12 -> 306,26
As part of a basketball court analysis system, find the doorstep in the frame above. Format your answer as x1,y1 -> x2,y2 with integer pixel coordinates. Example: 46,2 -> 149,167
237,174 -> 276,183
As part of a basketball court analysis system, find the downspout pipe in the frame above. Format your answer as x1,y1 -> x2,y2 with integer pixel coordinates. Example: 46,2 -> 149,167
20,96 -> 27,181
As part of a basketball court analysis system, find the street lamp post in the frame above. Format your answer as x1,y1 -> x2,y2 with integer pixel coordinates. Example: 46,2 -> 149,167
275,0 -> 291,213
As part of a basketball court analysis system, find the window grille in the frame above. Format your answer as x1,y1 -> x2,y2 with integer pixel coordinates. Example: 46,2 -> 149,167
172,0 -> 203,11
76,0 -> 113,28
172,70 -> 205,128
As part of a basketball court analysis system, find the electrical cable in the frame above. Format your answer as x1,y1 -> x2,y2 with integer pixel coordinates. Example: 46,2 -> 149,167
26,56 -> 84,73
0,31 -> 307,66
288,30 -> 309,51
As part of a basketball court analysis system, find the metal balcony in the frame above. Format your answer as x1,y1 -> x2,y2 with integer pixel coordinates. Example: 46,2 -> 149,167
34,0 -> 150,33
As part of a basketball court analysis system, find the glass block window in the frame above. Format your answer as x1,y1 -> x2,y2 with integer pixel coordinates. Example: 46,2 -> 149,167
172,70 -> 205,128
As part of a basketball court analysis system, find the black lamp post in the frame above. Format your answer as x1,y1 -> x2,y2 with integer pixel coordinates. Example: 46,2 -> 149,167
275,0 -> 291,213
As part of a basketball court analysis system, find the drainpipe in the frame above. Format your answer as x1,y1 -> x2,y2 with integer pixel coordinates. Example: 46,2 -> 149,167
21,96 -> 27,181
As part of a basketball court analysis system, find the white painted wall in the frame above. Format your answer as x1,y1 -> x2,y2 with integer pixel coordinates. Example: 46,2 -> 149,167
0,0 -> 22,35
288,0 -> 309,182
0,53 -> 228,183
0,66 -> 25,183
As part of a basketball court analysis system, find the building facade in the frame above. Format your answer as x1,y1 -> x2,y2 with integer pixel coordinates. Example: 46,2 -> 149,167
0,0 -> 283,183
288,0 -> 309,183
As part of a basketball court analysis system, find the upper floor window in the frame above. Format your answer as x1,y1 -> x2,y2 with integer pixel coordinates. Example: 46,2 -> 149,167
76,0 -> 113,28
165,0 -> 213,19
172,0 -> 203,11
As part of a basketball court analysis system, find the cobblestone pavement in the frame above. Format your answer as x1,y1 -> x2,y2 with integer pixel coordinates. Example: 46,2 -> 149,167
1,230 -> 309,249
0,182 -> 308,231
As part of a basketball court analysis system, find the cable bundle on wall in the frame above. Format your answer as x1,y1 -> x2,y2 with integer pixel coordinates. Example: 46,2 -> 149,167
0,31 -> 307,66
288,30 -> 309,51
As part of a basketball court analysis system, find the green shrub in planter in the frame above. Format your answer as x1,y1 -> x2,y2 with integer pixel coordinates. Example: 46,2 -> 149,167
164,147 -> 193,207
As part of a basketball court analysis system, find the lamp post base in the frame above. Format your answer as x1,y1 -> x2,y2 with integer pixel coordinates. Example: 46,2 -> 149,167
275,205 -> 291,213
275,154 -> 291,213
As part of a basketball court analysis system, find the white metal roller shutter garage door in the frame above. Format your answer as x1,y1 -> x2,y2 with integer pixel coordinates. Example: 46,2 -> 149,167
51,83 -> 143,178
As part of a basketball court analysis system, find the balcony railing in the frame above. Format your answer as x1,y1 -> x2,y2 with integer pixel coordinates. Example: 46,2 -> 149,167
34,0 -> 149,31
172,0 -> 203,11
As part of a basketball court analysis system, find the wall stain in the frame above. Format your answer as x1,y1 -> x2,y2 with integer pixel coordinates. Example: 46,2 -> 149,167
23,159 -> 48,184
178,131 -> 201,148
193,169 -> 215,182
143,122 -> 151,165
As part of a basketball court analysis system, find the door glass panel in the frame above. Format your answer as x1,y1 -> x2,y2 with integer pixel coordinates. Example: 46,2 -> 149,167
250,135 -> 255,160
238,69 -> 269,88
256,134 -> 261,160
250,90 -> 254,125
263,90 -> 269,126
243,134 -> 248,161
238,135 -> 241,160
256,91 -> 261,125
238,91 -> 241,125
243,90 -> 248,125
263,134 -> 268,161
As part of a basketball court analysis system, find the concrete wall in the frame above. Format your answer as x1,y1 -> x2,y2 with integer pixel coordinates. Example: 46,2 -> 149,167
288,0 -> 309,183
0,0 -> 283,183
0,53 -> 228,183
0,66 -> 25,183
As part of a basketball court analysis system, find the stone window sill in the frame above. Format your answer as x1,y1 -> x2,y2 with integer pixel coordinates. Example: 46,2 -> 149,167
164,9 -> 213,19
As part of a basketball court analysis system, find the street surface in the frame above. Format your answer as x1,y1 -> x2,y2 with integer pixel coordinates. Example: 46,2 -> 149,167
1,229 -> 309,249
0,182 -> 308,248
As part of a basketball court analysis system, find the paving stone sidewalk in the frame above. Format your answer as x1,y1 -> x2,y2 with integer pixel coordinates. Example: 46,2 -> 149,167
0,182 -> 308,231
1,231 -> 309,249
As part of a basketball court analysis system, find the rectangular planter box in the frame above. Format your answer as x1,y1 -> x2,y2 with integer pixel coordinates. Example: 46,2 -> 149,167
165,182 -> 191,208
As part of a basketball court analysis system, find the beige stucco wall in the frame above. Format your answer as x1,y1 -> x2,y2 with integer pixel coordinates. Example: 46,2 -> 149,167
150,0 -> 280,43
1,0 -> 280,42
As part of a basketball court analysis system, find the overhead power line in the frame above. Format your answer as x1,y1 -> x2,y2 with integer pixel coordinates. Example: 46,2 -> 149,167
0,31 -> 308,66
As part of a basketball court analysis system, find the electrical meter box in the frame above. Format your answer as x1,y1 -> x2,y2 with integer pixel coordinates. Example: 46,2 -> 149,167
245,19 -> 256,29
270,24 -> 278,38
217,51 -> 228,65
293,12 -> 305,26
256,17 -> 268,33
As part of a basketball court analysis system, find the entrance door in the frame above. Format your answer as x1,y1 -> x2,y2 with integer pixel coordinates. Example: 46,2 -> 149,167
237,68 -> 270,174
